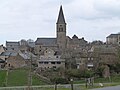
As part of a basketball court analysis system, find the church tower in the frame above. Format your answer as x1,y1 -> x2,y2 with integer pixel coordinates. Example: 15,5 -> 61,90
56,5 -> 66,50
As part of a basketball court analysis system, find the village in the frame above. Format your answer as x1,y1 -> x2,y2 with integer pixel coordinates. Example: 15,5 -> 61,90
0,5 -> 120,90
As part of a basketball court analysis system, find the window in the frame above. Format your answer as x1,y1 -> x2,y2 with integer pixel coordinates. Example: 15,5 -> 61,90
51,62 -> 55,64
44,62 -> 49,64
53,66 -> 56,69
57,62 -> 61,64
39,62 -> 43,64
8,64 -> 10,67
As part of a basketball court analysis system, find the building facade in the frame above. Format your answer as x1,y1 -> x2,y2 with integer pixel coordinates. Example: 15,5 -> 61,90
106,33 -> 120,45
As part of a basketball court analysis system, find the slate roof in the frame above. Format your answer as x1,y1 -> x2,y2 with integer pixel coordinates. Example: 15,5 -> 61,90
93,45 -> 117,53
19,51 -> 37,60
28,42 -> 35,47
54,51 -> 62,55
35,38 -> 57,46
0,59 -> 5,63
0,52 -> 17,56
56,5 -> 66,24
72,35 -> 78,39
107,34 -> 120,38
6,41 -> 20,46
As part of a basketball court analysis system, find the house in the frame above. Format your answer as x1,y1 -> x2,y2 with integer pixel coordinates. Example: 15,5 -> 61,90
6,41 -> 20,52
6,53 -> 26,68
37,48 -> 65,70
106,33 -> 120,45
19,50 -> 37,65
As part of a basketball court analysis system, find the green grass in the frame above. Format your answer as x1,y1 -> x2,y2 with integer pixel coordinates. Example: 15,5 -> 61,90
1,68 -> 120,89
32,74 -> 47,85
7,69 -> 28,86
111,74 -> 120,82
94,75 -> 120,83
94,77 -> 111,83
0,70 -> 6,87
74,79 -> 85,84
6,68 -> 48,86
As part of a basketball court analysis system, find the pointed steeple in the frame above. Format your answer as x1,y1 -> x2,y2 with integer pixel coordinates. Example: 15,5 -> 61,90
57,5 -> 66,24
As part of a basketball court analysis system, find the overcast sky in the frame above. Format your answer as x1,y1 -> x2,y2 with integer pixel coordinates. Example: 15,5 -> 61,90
0,0 -> 120,45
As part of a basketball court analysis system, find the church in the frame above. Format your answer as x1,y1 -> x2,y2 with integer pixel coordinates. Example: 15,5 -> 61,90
34,5 -> 88,56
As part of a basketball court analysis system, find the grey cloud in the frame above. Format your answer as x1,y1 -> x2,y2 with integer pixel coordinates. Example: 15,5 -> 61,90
94,0 -> 120,18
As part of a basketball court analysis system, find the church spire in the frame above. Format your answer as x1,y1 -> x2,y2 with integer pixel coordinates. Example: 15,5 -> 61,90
57,5 -> 66,24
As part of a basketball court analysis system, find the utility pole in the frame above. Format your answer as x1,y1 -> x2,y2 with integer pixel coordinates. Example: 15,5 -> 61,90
71,78 -> 74,90
26,52 -> 32,90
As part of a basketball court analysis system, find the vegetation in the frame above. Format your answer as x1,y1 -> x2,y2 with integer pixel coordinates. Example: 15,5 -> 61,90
0,70 -> 6,87
65,69 -> 94,79
32,74 -> 47,85
0,68 -> 48,87
7,69 -> 28,86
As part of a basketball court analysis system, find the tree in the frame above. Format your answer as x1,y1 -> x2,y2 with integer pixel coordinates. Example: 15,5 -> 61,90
95,66 -> 104,77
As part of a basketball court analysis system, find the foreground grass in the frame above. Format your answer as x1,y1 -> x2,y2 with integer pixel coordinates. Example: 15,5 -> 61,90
1,68 -> 120,90
0,70 -> 6,86
32,74 -> 47,85
7,69 -> 28,86
7,69 -> 46,86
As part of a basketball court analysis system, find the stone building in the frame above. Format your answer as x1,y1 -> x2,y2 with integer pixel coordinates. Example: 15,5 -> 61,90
106,33 -> 120,45
91,45 -> 118,64
6,41 -> 20,52
6,53 -> 26,68
37,48 -> 65,70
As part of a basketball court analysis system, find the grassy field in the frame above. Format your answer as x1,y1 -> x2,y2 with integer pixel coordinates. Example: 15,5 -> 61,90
74,74 -> 120,84
0,68 -> 48,87
32,74 -> 47,85
7,69 -> 28,86
1,68 -> 120,89
0,70 -> 6,87
94,75 -> 120,83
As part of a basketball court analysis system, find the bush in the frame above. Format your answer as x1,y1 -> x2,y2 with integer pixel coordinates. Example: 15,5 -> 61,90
50,77 -> 69,84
